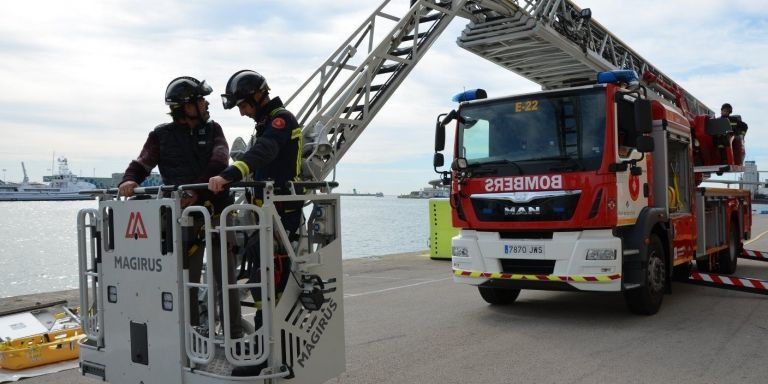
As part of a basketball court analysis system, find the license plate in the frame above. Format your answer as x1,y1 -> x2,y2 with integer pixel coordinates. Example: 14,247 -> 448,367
503,244 -> 544,255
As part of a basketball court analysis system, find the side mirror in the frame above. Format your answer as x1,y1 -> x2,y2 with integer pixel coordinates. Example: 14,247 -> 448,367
433,153 -> 444,168
634,99 -> 652,134
636,136 -> 654,153
435,112 -> 448,152
230,137 -> 247,161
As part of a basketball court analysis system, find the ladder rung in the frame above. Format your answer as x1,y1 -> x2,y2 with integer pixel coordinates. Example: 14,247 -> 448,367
419,13 -> 441,23
402,32 -> 428,42
356,84 -> 385,94
390,46 -> 413,57
343,105 -> 365,114
376,64 -> 401,74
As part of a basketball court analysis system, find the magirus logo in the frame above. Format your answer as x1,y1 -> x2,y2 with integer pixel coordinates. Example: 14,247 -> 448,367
125,212 -> 148,239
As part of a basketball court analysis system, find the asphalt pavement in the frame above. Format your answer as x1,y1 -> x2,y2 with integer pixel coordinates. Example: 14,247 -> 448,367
6,216 -> 768,384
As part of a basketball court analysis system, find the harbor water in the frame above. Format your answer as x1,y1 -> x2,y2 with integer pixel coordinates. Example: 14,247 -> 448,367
0,196 -> 429,298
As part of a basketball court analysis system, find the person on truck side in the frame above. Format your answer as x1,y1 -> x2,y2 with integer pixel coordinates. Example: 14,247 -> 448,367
118,76 -> 243,339
721,103 -> 748,136
208,69 -> 303,322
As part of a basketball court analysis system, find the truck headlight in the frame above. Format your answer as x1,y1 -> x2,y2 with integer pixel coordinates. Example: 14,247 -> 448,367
452,246 -> 469,257
586,248 -> 616,260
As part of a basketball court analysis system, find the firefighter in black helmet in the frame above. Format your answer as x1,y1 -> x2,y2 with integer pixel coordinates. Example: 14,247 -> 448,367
209,70 -> 303,336
119,76 -> 243,338
720,102 -> 748,165
212,70 -> 302,195
720,103 -> 748,136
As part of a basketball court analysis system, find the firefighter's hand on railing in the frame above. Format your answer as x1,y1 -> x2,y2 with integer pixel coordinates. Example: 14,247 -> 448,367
118,181 -> 138,197
208,176 -> 230,194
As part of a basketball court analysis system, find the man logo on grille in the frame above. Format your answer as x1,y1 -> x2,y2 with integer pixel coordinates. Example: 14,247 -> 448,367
125,212 -> 148,239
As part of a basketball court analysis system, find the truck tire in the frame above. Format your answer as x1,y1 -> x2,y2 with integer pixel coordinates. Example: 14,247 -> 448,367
716,220 -> 740,275
624,234 -> 665,315
478,286 -> 521,305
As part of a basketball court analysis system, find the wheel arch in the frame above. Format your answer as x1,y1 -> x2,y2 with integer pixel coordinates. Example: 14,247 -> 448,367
621,207 -> 669,288
651,223 -> 673,293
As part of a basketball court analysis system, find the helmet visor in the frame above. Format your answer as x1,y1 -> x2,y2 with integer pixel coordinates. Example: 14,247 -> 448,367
221,93 -> 243,110
197,80 -> 213,96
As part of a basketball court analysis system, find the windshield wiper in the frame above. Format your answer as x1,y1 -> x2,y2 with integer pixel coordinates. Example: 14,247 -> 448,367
526,156 -> 586,171
469,159 -> 525,175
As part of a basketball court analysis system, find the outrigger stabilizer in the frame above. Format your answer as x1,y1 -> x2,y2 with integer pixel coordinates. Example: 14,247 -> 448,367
678,272 -> 768,296
675,247 -> 768,296
76,181 -> 345,384
741,248 -> 768,262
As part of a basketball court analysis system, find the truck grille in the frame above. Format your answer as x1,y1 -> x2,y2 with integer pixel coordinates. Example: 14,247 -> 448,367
470,191 -> 580,222
500,259 -> 555,275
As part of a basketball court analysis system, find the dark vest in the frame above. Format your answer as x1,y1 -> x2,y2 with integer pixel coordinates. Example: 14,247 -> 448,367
154,121 -> 214,186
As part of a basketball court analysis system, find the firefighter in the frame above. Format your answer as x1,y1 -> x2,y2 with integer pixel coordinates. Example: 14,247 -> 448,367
720,102 -> 732,118
721,103 -> 748,136
720,103 -> 748,165
208,70 -> 303,328
118,76 -> 243,339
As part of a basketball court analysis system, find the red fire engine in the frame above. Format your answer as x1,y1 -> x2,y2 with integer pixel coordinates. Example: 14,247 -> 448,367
440,71 -> 750,315
439,74 -> 751,315
409,0 -> 755,316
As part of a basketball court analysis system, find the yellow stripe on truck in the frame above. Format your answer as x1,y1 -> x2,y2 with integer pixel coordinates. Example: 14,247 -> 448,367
453,269 -> 621,283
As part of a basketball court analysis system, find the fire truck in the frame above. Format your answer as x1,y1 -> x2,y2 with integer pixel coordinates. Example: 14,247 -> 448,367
75,1 -> 750,383
441,73 -> 750,315
434,2 -> 752,316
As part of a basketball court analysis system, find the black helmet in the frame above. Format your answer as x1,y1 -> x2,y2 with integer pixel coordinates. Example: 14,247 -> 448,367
721,103 -> 732,112
165,76 -> 212,106
221,70 -> 269,109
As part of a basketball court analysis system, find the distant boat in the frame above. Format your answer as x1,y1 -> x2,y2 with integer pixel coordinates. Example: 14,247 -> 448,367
0,158 -> 95,201
398,187 -> 449,199
338,188 -> 384,197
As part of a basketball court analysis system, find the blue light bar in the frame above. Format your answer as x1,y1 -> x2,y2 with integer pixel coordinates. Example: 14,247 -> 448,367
597,70 -> 639,85
452,89 -> 487,102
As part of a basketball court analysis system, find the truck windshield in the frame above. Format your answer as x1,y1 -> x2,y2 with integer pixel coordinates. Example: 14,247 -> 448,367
458,88 -> 606,173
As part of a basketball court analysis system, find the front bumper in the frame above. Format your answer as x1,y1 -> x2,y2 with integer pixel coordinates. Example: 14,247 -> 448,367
452,229 -> 623,292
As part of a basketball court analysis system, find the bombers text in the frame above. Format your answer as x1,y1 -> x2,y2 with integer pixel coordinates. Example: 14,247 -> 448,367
484,175 -> 563,192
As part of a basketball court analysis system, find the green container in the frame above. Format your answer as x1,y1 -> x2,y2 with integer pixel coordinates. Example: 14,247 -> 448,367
429,198 -> 459,260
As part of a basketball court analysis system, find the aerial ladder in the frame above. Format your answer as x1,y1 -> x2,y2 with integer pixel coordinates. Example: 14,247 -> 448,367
293,0 -> 715,184
77,1 -> 744,383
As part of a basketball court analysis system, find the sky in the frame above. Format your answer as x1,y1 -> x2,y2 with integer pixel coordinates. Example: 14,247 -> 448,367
1,0 -> 767,195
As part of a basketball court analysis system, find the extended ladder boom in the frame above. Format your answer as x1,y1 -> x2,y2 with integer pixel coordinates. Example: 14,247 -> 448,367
286,0 -> 714,183
460,0 -> 713,117
287,0 -> 470,182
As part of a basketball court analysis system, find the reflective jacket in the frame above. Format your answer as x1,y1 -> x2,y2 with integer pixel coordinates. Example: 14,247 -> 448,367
219,97 -> 303,211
